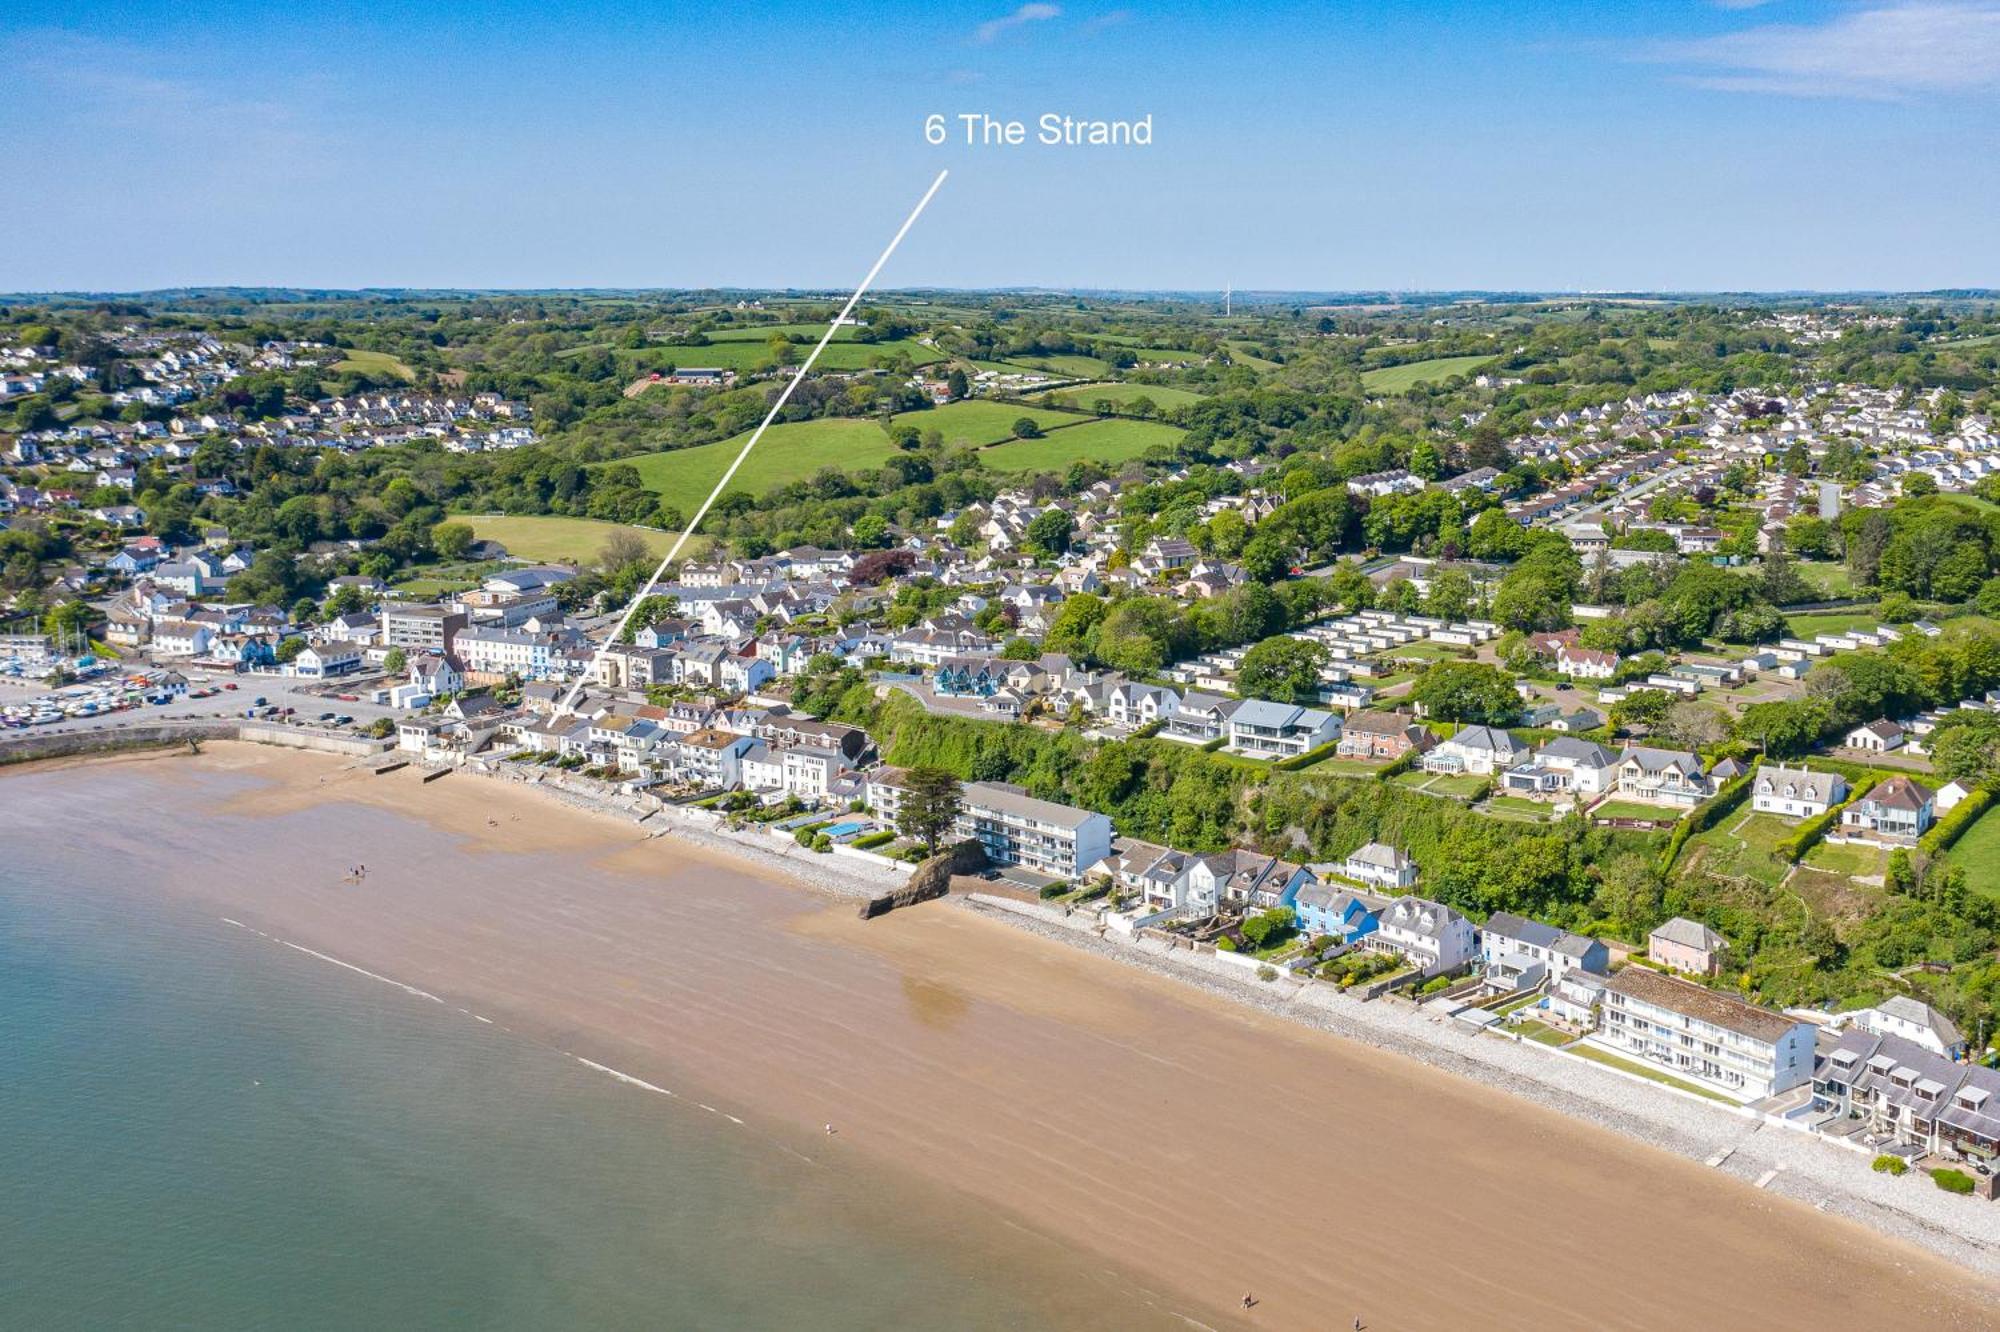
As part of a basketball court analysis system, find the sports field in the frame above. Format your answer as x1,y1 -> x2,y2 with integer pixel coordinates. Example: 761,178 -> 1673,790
1360,355 -> 1494,393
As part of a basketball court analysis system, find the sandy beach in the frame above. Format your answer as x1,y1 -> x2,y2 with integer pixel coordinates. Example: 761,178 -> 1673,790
16,741 -> 2000,1330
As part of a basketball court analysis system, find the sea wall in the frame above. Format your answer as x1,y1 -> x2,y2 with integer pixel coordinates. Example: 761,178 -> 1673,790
0,720 -> 390,767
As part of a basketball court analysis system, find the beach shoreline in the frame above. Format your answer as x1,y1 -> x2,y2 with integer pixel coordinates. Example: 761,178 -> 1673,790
13,740 -> 2000,1329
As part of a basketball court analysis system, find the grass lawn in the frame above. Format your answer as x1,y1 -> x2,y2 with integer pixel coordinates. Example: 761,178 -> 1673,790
1426,773 -> 1490,798
1360,354 -> 1494,393
979,417 -> 1185,472
1484,795 -> 1552,819
460,514 -> 700,566
332,348 -> 414,380
1785,609 -> 1884,639
615,419 -> 906,509
390,575 -> 480,598
908,399 -> 1088,446
1804,839 -> 1889,879
1516,1020 -> 1577,1047
1046,382 -> 1208,411
1794,560 -> 1856,599
1384,641 -> 1468,662
1948,807 -> 2000,899
1682,810 -> 1799,887
1590,800 -> 1685,823
1565,1042 -> 1737,1103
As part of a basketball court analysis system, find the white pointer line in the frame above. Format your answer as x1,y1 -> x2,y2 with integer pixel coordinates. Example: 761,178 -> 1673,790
557,169 -> 950,718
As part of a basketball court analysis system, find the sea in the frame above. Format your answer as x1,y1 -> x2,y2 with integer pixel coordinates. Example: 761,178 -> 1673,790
0,761 -> 1180,1330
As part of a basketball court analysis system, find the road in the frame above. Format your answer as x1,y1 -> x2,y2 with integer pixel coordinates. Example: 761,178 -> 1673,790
1566,462 -> 1696,523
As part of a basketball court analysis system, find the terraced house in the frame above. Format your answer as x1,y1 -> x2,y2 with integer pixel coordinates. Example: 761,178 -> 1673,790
1817,1028 -> 2000,1164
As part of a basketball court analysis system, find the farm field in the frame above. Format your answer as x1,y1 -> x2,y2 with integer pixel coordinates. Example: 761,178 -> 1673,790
1360,354 -> 1494,393
617,419 -> 905,510
1225,342 -> 1280,370
1948,807 -> 2000,899
614,338 -> 942,376
701,323 -> 865,342
1047,382 -> 1208,410
459,514 -> 697,566
1003,352 -> 1110,378
332,348 -> 414,380
978,417 -> 1185,472
906,399 -> 1089,446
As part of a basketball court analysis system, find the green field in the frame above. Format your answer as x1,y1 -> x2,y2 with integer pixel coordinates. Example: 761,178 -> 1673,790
1683,810 -> 1800,887
461,514 -> 699,565
616,337 -> 942,376
1047,382 -> 1208,411
1948,808 -> 2000,898
332,348 -> 414,380
1225,342 -> 1280,370
978,417 -> 1185,472
1784,609 -> 1885,639
1003,352 -> 1110,379
618,419 -> 905,509
1794,560 -> 1856,598
700,322 -> 866,342
905,399 -> 1090,446
1360,355 -> 1495,393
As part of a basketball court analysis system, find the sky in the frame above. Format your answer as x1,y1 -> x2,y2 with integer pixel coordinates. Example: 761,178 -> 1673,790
3,0 -> 1998,292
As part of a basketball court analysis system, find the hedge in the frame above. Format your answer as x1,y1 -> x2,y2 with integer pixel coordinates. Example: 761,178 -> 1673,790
1273,737 -> 1345,771
1658,772 -> 1754,874
1921,788 -> 1993,857
1932,1167 -> 1976,1195
1776,774 -> 1883,863
851,829 -> 897,850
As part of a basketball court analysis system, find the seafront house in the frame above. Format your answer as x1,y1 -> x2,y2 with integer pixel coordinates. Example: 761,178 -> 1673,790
1368,895 -> 1478,977
1225,699 -> 1340,759
1340,841 -> 1419,890
1594,967 -> 1815,1102
1500,737 -> 1617,799
1422,724 -> 1526,776
1162,691 -> 1239,744
1816,1028 -> 2000,1162
1610,745 -> 1712,807
1291,883 -> 1384,944
1839,996 -> 1967,1060
1479,913 -> 1608,993
1336,709 -> 1432,762
1751,764 -> 1846,820
1840,776 -> 1936,844
1649,916 -> 1729,976
956,781 -> 1114,882
674,728 -> 758,790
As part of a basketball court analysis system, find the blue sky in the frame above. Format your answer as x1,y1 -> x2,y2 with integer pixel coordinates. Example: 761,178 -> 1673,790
3,1 -> 1997,291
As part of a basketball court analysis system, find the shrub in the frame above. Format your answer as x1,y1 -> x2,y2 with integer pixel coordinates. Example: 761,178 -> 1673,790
1038,883 -> 1067,900
1256,965 -> 1280,982
1872,1154 -> 1908,1176
1658,771 -> 1753,874
1921,788 -> 1993,857
1932,1167 -> 1976,1195
793,827 -> 817,848
1418,973 -> 1456,996
811,834 -> 833,853
1215,935 -> 1238,952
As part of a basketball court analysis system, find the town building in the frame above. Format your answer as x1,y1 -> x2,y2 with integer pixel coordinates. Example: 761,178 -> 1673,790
956,781 -> 1114,881
1649,917 -> 1728,976
1595,967 -> 1815,1102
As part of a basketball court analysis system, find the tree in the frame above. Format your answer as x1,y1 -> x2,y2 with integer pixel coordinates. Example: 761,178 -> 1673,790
1012,417 -> 1043,440
1660,700 -> 1730,751
1236,636 -> 1331,704
598,529 -> 652,575
1929,713 -> 2000,785
897,767 -> 964,855
431,521 -> 475,561
1902,473 -> 1939,498
274,636 -> 305,664
1024,508 -> 1074,558
1410,661 -> 1521,725
383,648 -> 408,675
946,367 -> 969,400
1239,907 -> 1296,950
1422,567 -> 1474,622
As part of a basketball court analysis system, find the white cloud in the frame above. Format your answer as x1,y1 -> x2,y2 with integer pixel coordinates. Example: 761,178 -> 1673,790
1651,1 -> 2000,98
974,3 -> 1062,44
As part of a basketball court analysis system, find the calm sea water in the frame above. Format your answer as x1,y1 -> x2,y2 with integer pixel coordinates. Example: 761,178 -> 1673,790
0,785 -> 1168,1330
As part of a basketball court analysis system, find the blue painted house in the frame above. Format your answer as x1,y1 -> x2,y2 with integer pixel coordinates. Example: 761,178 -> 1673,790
933,655 -> 999,697
1292,883 -> 1384,944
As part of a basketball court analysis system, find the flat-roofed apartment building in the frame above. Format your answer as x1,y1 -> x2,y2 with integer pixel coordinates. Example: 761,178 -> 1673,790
380,602 -> 467,652
956,780 -> 1113,881
1593,966 -> 1814,1102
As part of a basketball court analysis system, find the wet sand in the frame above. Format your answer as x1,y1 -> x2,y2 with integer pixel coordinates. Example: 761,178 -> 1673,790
19,743 -> 2000,1329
